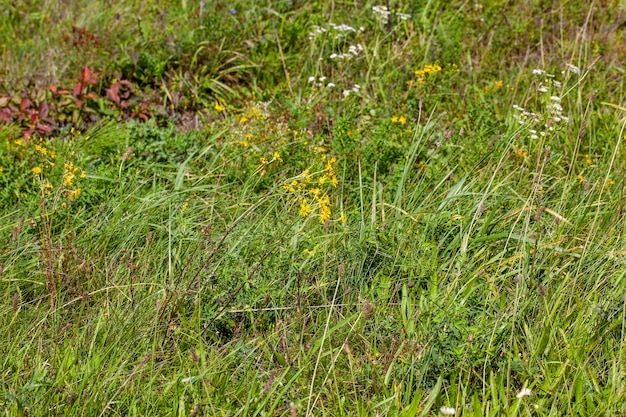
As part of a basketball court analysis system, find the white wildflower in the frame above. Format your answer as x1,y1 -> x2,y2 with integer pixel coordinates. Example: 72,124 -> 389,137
396,12 -> 411,20
538,85 -> 549,93
372,5 -> 391,24
308,76 -> 316,83
326,83 -> 336,88
516,388 -> 532,399
553,81 -> 562,88
309,25 -> 327,40
342,90 -> 351,97
329,23 -> 356,32
548,103 -> 563,113
565,63 -> 581,74
532,69 -> 545,75
319,76 -> 327,82
440,406 -> 456,415
561,116 -> 569,123
530,134 -> 539,139
550,95 -> 561,102
329,53 -> 338,59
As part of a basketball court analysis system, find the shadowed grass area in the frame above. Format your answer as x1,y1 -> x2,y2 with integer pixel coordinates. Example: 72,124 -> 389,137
1,1 -> 626,416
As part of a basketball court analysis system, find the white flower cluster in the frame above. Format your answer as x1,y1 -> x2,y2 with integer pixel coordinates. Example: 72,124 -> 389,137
342,83 -> 361,97
396,12 -> 411,21
372,5 -> 392,23
308,25 -> 327,41
330,43 -> 364,60
372,5 -> 412,25
439,406 -> 456,415
309,22 -> 365,41
308,75 -> 335,89
328,22 -> 357,33
565,63 -> 581,74
513,66 -> 573,138
547,95 -> 567,123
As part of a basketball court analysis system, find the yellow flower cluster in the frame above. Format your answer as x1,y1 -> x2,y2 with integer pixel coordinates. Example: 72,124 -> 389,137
24,137 -> 87,200
299,199 -> 311,217
391,116 -> 407,125
257,152 -> 282,177
33,141 -> 56,161
64,163 -> 86,186
284,150 -> 343,224
484,80 -> 505,93
318,195 -> 331,223
412,64 -> 442,85
515,147 -> 528,158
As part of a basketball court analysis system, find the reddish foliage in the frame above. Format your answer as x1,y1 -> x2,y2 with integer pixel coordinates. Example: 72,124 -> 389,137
1,65 -> 153,138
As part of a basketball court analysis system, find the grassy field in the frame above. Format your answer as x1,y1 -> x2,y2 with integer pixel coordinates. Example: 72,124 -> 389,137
1,0 -> 626,415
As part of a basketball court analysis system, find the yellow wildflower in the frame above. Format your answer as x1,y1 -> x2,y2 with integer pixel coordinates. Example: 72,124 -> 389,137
585,154 -> 592,165
300,199 -> 311,217
318,195 -> 331,223
65,172 -> 76,187
35,144 -> 47,155
44,182 -> 53,194
260,156 -> 269,165
391,116 -> 399,123
80,171 -> 87,179
398,116 -> 407,125
214,102 -> 225,112
494,80 -> 503,90
285,182 -> 296,193
68,189 -> 81,198
340,212 -> 347,224
273,152 -> 282,162
577,175 -> 586,183
32,166 -> 43,175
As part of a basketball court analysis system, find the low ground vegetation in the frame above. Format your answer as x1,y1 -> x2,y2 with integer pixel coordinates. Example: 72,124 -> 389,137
1,1 -> 626,415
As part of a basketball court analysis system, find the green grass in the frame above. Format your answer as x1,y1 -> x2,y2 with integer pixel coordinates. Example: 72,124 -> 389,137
1,0 -> 626,415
